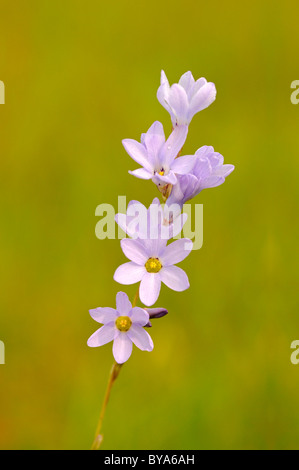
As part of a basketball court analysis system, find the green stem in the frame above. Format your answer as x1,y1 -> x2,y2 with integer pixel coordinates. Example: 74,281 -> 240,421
91,361 -> 123,450
132,287 -> 139,307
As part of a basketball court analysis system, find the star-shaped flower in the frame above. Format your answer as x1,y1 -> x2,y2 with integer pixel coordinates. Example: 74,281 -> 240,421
115,197 -> 187,241
157,70 -> 216,127
122,121 -> 196,186
113,237 -> 193,306
87,292 -> 154,364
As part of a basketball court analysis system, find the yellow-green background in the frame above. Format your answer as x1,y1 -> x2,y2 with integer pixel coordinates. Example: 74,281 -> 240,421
0,0 -> 298,450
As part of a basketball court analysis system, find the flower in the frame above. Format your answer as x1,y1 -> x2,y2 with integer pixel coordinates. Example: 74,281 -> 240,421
87,291 -> 154,364
157,70 -> 216,127
115,197 -> 187,241
122,121 -> 196,186
167,146 -> 234,207
113,237 -> 193,306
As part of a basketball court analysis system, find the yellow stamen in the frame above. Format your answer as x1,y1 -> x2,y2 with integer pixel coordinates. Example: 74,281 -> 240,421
145,257 -> 162,273
115,316 -> 132,332
158,170 -> 165,176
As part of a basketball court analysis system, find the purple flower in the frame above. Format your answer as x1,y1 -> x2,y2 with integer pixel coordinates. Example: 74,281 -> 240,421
115,197 -> 187,240
157,70 -> 216,127
167,146 -> 234,207
113,237 -> 193,306
122,121 -> 196,186
87,291 -> 154,364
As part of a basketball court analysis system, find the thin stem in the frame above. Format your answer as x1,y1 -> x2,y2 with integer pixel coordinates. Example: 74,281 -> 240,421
91,361 -> 123,450
132,287 -> 139,308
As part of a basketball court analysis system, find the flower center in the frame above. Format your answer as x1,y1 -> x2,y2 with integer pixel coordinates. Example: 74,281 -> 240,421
115,316 -> 132,332
145,257 -> 162,273
158,169 -> 165,176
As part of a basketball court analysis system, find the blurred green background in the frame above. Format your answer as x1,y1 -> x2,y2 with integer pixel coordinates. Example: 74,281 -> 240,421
0,0 -> 298,450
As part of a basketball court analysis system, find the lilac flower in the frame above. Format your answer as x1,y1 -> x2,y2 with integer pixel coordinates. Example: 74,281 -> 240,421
87,291 -> 154,364
167,146 -> 234,207
113,237 -> 193,306
157,70 -> 216,127
122,121 -> 196,186
115,197 -> 187,241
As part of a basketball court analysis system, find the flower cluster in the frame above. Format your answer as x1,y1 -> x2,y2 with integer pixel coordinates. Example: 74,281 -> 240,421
88,70 -> 234,364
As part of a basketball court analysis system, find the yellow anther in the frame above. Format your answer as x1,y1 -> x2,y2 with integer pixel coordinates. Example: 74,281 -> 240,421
115,316 -> 132,332
145,257 -> 162,273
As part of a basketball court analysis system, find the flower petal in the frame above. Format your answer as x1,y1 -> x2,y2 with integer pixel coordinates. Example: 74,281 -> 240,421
166,174 -> 199,205
143,121 -> 165,166
161,125 -> 188,166
128,199 -> 142,207
89,307 -> 117,324
121,239 -> 148,264
193,156 -> 212,178
160,69 -> 169,87
167,84 -> 189,126
169,213 -> 188,239
195,145 -> 215,158
130,307 -> 149,326
161,238 -> 193,266
113,333 -> 133,364
178,71 -> 195,96
87,323 -> 116,347
127,324 -> 154,351
207,151 -> 224,168
139,272 -> 161,306
188,82 -> 216,121
191,77 -> 207,97
150,197 -> 161,206
153,171 -> 177,186
116,292 -> 132,316
128,168 -> 153,179
171,155 -> 196,175
114,262 -> 146,285
214,164 -> 235,177
115,213 -> 130,235
160,265 -> 190,291
143,237 -> 167,258
122,139 -> 153,172
157,70 -> 172,114
200,175 -> 224,189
